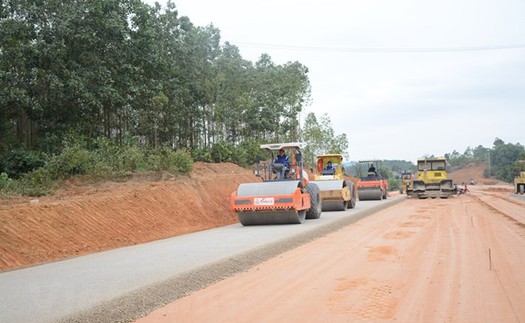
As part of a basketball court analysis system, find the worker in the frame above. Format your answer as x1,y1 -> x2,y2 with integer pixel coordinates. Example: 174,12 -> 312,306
274,149 -> 290,167
324,161 -> 335,171
368,163 -> 376,173
273,149 -> 291,179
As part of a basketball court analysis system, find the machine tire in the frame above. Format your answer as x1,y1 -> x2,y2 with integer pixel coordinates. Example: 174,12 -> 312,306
520,185 -> 525,194
306,182 -> 322,219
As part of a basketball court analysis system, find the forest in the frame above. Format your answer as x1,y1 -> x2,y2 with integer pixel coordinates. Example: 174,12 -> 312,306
1,0 -> 349,195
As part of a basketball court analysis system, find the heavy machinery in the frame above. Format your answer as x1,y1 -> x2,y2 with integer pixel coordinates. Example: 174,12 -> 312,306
399,171 -> 414,196
310,154 -> 357,211
356,160 -> 388,200
230,143 -> 322,225
514,160 -> 525,195
412,157 -> 455,199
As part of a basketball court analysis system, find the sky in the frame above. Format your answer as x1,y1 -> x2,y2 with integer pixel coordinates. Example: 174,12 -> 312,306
148,0 -> 525,162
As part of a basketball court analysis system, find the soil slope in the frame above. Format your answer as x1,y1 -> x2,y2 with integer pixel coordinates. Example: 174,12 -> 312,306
448,162 -> 505,185
0,162 -> 258,271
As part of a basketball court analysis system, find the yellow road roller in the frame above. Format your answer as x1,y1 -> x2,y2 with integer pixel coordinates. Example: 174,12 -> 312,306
310,154 -> 357,211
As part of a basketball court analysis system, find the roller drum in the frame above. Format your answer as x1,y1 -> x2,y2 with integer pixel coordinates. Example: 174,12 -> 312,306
238,210 -> 306,225
358,188 -> 383,200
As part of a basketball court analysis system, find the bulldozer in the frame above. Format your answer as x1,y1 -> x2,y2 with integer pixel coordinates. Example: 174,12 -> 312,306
399,171 -> 414,196
356,160 -> 388,200
309,154 -> 357,211
514,160 -> 525,195
412,157 -> 455,199
230,143 -> 322,225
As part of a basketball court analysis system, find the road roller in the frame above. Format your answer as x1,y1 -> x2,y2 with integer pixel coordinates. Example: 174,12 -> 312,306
230,143 -> 322,226
310,154 -> 357,211
356,160 -> 388,201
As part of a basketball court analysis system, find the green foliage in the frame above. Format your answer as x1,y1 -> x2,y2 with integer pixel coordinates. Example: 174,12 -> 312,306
301,113 -> 349,165
0,148 -> 46,178
1,1 -> 311,157
17,168 -> 54,196
210,140 -> 234,163
0,136 -> 194,197
153,148 -> 193,173
382,160 -> 416,173
191,148 -> 213,163
0,172 -> 12,191
232,140 -> 263,167
388,178 -> 401,192
46,142 -> 99,180
489,138 -> 525,182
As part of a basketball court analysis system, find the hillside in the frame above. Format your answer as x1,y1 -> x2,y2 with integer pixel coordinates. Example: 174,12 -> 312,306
447,162 -> 506,185
0,162 -> 259,271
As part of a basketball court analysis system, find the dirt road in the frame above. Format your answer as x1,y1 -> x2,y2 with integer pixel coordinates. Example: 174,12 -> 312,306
137,187 -> 525,323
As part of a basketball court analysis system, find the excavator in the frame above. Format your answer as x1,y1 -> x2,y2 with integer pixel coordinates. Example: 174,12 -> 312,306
310,154 -> 357,211
356,160 -> 388,200
230,143 -> 322,225
412,157 -> 455,198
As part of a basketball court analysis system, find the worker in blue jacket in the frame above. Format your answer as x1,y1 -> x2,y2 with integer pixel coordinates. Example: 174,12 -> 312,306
275,149 -> 290,167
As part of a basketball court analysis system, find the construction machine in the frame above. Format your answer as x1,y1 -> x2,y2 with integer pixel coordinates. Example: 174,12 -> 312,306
356,160 -> 388,200
310,154 -> 357,211
514,160 -> 525,195
399,171 -> 414,196
230,143 -> 322,225
412,157 -> 455,199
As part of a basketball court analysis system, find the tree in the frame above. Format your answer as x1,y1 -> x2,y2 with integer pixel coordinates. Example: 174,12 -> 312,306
301,112 -> 349,165
490,138 -> 525,182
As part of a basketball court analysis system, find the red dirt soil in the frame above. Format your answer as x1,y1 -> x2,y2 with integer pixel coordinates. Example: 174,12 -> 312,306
0,162 -> 259,271
448,162 -> 505,185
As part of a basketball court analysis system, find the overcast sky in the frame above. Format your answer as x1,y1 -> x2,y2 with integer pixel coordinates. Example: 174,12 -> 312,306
150,0 -> 525,162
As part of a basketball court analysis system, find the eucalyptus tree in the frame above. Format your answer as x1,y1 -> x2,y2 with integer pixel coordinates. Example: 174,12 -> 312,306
213,42 -> 254,145
301,112 -> 349,165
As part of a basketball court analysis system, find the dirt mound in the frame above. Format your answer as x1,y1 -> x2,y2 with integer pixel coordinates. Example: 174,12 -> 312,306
448,163 -> 505,185
0,162 -> 259,272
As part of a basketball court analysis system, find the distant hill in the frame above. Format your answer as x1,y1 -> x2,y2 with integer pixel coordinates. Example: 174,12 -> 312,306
448,163 -> 506,185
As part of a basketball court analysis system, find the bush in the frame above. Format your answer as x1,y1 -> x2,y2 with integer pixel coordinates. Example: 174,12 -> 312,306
388,178 -> 401,192
0,137 -> 194,197
144,147 -> 193,174
17,168 -> 53,196
46,144 -> 98,179
210,140 -> 234,163
0,148 -> 47,179
0,172 -> 13,191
